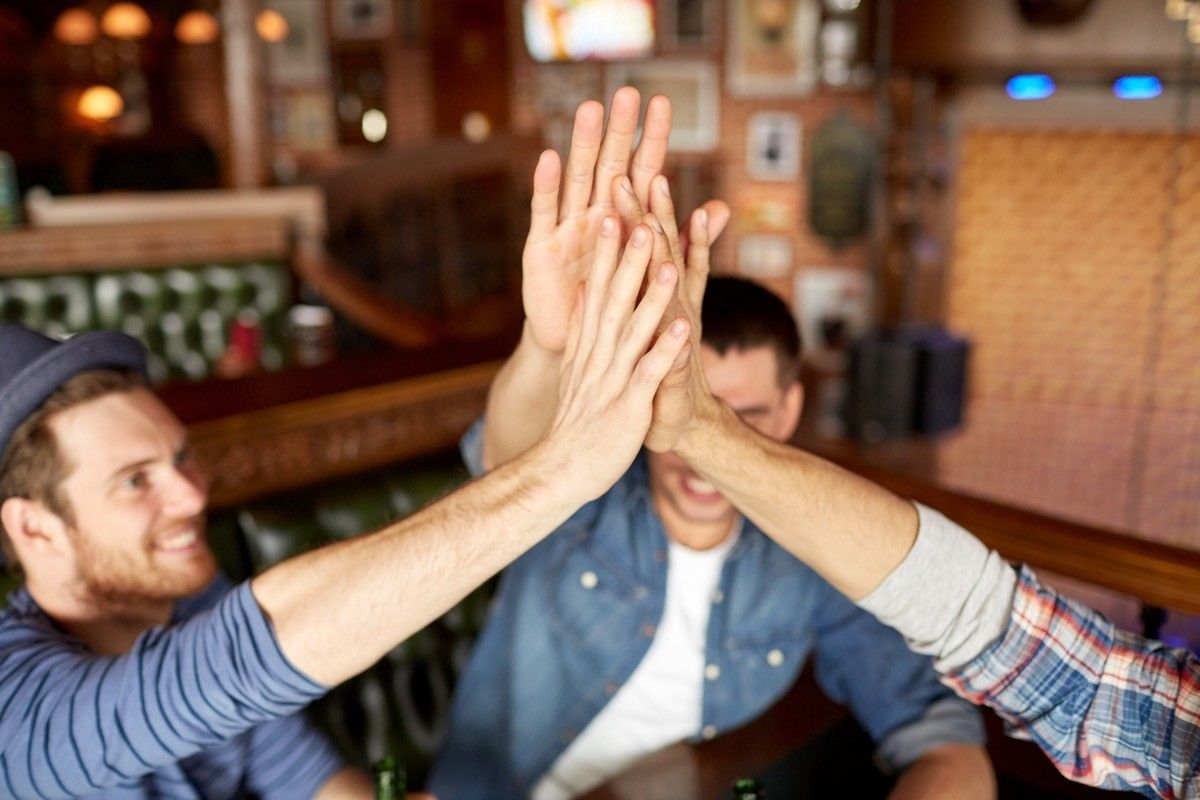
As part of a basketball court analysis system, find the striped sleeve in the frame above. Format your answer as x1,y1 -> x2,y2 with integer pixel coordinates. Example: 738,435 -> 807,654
943,567 -> 1200,798
0,582 -> 328,800
243,712 -> 345,800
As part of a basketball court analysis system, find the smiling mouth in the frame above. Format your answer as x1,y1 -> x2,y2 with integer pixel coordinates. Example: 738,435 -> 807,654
682,475 -> 722,500
154,529 -> 200,554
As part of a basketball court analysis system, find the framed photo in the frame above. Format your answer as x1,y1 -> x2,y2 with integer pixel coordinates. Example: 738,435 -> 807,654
332,0 -> 394,40
606,60 -> 719,152
278,90 -> 336,150
657,0 -> 720,51
746,112 -> 801,181
265,0 -> 329,86
727,0 -> 820,97
792,267 -> 870,357
737,234 -> 794,279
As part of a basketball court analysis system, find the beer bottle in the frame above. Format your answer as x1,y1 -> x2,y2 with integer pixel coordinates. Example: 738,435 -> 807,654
730,776 -> 765,799
373,756 -> 406,800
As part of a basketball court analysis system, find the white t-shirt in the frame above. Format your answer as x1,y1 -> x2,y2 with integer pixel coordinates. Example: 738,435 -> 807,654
531,522 -> 742,800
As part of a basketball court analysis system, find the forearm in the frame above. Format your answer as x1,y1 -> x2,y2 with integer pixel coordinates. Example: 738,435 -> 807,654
676,400 -> 917,600
252,439 -> 579,686
481,322 -> 561,469
887,745 -> 995,800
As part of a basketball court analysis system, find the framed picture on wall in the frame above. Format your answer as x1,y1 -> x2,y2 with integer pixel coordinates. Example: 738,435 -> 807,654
727,0 -> 820,97
738,234 -> 794,279
606,60 -> 719,152
331,0 -> 394,40
265,0 -> 329,85
746,112 -> 801,181
658,0 -> 720,51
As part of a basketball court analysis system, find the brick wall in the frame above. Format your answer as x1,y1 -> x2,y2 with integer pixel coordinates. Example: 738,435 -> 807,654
940,129 -> 1200,550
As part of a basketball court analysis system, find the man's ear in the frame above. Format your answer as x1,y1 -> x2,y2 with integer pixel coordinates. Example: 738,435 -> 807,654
780,381 -> 804,440
0,496 -> 70,564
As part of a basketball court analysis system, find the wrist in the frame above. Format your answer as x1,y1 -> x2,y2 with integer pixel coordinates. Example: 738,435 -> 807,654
674,392 -> 734,462
520,435 -> 595,515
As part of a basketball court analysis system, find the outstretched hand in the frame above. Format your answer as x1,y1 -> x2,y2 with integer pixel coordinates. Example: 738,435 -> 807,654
543,218 -> 691,501
522,87 -> 673,353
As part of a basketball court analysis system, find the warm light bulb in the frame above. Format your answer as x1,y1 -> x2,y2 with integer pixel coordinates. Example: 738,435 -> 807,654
54,8 -> 99,45
175,10 -> 219,44
78,85 -> 124,121
362,109 -> 388,143
100,3 -> 152,40
256,9 -> 289,42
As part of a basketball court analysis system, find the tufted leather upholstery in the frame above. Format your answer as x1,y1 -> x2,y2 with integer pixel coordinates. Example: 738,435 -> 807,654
212,449 -> 488,786
0,262 -> 292,382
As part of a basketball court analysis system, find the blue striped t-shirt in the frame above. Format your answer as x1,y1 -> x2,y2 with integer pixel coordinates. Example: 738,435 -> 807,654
0,576 -> 343,799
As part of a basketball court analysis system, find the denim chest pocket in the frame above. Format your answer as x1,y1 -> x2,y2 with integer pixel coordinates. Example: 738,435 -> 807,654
542,537 -> 650,651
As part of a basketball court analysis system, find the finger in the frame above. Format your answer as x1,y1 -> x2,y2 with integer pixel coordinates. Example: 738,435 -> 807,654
575,217 -> 631,378
526,149 -> 562,245
677,199 -> 730,254
685,206 -> 711,312
629,318 -> 691,407
590,226 -> 655,372
611,260 -> 679,381
649,175 -> 684,270
631,94 -> 672,204
644,340 -> 695,452
590,86 -> 641,209
561,101 -> 605,219
612,175 -> 646,238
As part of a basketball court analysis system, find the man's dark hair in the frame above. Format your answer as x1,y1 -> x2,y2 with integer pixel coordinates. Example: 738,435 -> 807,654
701,276 -> 803,387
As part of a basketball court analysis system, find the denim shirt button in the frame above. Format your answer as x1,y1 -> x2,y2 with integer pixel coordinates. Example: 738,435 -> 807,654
641,624 -> 656,638
701,724 -> 718,740
766,649 -> 784,667
605,682 -> 618,695
704,663 -> 721,681
580,570 -> 599,589
710,589 -> 724,604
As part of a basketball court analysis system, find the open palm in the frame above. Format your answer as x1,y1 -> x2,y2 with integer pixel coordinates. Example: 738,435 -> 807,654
522,87 -> 673,353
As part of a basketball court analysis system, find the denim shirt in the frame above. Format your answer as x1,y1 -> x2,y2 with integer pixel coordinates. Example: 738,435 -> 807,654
429,420 -> 983,799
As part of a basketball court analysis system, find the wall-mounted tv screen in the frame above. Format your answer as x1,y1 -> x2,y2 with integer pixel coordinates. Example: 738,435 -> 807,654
524,0 -> 655,62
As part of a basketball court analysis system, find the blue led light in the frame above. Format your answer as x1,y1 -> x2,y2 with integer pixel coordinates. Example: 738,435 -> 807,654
1006,74 -> 1056,100
1113,75 -> 1162,100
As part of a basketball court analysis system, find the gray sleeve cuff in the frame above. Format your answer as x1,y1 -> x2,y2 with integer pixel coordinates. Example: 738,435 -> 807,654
459,416 -> 488,477
875,695 -> 986,772
858,503 -> 1018,673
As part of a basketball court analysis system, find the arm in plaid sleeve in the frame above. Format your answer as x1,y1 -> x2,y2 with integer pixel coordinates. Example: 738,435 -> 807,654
860,504 -> 1200,799
944,568 -> 1200,798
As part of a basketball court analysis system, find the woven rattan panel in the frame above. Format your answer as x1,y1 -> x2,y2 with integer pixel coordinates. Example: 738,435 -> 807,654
942,128 -> 1199,549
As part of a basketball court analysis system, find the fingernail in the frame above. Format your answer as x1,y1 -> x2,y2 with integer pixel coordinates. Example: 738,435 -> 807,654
601,217 -> 616,237
632,227 -> 648,246
670,319 -> 687,337
698,209 -> 708,231
657,178 -> 670,197
657,263 -> 673,284
621,176 -> 635,196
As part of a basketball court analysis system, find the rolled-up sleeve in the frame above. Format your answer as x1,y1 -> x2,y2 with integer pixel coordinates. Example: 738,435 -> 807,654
460,416 -> 488,478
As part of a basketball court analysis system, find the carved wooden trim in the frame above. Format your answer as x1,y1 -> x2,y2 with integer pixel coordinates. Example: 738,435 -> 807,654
190,361 -> 501,509
0,218 -> 291,274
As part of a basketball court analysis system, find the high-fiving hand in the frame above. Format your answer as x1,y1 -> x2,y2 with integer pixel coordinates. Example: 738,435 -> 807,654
543,218 -> 692,501
521,87 -> 728,354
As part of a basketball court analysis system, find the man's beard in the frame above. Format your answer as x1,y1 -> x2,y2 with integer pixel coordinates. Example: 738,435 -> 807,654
68,523 -> 217,614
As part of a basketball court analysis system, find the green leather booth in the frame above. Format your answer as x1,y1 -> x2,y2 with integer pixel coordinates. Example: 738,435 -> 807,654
0,262 -> 292,382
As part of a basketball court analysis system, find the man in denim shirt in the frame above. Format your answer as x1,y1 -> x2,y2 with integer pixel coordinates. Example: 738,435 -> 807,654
431,269 -> 992,798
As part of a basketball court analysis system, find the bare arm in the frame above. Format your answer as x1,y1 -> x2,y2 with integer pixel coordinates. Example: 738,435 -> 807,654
670,364 -> 917,601
888,744 -> 996,800
252,219 -> 690,687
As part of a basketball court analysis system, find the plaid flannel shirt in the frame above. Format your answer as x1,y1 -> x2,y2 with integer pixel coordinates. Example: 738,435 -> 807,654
943,566 -> 1200,799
